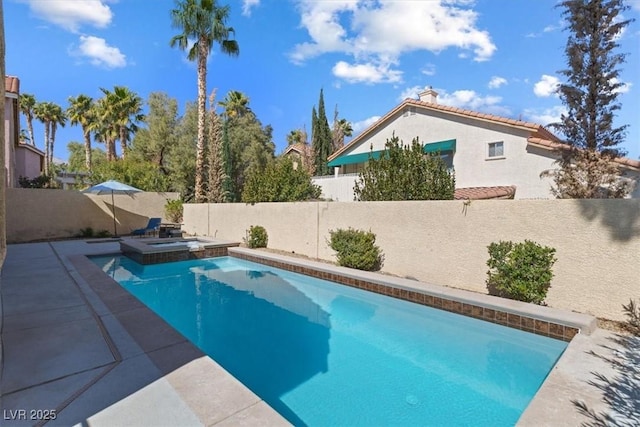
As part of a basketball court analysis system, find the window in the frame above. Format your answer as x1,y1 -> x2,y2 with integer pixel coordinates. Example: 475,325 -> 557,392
487,141 -> 504,158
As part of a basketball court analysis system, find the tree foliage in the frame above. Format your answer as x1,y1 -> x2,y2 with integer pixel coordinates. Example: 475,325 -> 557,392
354,135 -> 455,201
311,89 -> 333,176
33,101 -> 66,176
541,149 -> 634,198
207,90 -> 227,202
331,105 -> 352,152
19,93 -> 37,147
241,157 -> 321,203
170,0 -> 239,202
224,110 -> 275,201
91,155 -> 169,191
67,94 -> 95,171
548,0 -> 634,198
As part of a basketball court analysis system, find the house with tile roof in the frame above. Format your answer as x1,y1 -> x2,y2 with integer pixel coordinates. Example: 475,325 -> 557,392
4,76 -> 44,188
315,88 -> 639,200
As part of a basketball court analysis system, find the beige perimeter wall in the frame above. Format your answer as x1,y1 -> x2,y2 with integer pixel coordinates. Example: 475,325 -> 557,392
6,188 -> 179,243
184,199 -> 640,321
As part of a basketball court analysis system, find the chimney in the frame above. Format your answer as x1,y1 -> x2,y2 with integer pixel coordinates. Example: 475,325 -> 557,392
418,86 -> 438,104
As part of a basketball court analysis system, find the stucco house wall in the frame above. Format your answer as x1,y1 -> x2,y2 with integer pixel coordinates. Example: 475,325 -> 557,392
4,79 -> 18,188
337,107 -> 559,199
15,143 -> 44,181
322,89 -> 639,201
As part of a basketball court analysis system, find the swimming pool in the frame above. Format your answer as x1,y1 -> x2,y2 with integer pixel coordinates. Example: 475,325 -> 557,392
92,255 -> 567,426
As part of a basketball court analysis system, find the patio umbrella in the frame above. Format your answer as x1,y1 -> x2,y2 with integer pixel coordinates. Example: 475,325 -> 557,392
83,180 -> 143,237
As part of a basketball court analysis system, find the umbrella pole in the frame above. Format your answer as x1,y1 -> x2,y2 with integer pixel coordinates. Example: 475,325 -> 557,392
111,190 -> 118,237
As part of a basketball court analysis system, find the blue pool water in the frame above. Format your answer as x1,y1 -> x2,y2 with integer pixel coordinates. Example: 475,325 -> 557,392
92,255 -> 567,426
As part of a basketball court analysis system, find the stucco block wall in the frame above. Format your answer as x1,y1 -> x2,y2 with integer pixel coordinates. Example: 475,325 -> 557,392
6,189 -> 179,242
313,175 -> 358,202
184,199 -> 640,321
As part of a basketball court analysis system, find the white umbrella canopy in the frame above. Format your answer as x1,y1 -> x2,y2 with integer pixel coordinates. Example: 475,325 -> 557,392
83,180 -> 143,236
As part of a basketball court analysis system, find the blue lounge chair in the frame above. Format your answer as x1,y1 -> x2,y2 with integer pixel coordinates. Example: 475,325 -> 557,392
131,218 -> 162,237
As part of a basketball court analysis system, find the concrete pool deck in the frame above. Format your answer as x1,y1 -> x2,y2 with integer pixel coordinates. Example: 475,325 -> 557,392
0,240 -> 637,426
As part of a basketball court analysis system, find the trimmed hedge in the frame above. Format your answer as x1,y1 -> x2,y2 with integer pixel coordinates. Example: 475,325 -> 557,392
328,228 -> 384,271
486,240 -> 556,305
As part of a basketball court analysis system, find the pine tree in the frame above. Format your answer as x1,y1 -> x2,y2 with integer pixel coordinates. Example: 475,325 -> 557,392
548,0 -> 635,198
312,89 -> 333,176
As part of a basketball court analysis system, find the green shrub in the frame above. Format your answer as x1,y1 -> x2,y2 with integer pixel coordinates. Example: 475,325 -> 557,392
622,299 -> 640,336
246,225 -> 268,248
77,227 -> 94,238
165,199 -> 183,223
95,230 -> 112,238
486,240 -> 557,305
328,228 -> 384,271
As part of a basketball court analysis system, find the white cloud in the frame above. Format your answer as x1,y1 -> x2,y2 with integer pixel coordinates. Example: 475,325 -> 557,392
23,0 -> 113,32
290,0 -> 496,83
611,77 -> 632,94
352,116 -> 381,134
534,74 -> 560,97
397,85 -> 424,102
523,106 -> 566,126
242,0 -> 260,17
421,63 -> 436,76
488,76 -> 507,89
397,85 -> 510,115
436,89 -> 508,115
332,61 -> 402,84
74,36 -> 126,68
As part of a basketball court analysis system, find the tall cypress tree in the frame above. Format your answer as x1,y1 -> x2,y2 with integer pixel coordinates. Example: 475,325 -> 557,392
312,89 -> 333,175
555,0 -> 632,156
221,120 -> 234,201
547,0 -> 634,198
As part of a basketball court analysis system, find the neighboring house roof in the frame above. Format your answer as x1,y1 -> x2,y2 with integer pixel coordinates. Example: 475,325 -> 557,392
454,186 -> 516,200
17,142 -> 45,157
5,75 -> 19,94
329,96 -> 640,173
283,143 -> 306,156
329,97 -> 561,162
528,137 -> 640,171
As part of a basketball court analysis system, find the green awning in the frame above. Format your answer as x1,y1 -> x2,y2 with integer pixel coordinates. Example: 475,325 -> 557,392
328,139 -> 456,167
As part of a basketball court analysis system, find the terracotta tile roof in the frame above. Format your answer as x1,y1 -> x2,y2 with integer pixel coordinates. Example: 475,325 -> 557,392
454,186 -> 516,200
5,76 -> 19,94
329,98 -> 561,161
528,137 -> 640,171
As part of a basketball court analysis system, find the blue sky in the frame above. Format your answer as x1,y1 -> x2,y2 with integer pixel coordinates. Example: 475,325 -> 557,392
5,0 -> 640,162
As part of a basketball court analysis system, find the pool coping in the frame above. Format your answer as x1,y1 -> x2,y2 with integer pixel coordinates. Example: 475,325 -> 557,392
62,244 -> 600,425
119,237 -> 240,265
228,247 -> 597,341
65,252 -> 290,426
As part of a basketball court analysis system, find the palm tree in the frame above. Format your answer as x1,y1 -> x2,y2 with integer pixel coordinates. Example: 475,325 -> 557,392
48,104 -> 66,173
99,86 -> 144,159
67,94 -> 95,171
170,0 -> 239,202
219,90 -> 250,119
286,128 -> 307,146
92,96 -> 119,161
331,106 -> 353,152
33,101 -> 66,175
19,93 -> 37,147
